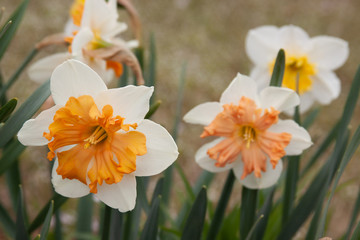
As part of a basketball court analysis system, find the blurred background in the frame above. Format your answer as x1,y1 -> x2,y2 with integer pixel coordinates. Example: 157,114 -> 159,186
1,0 -> 360,238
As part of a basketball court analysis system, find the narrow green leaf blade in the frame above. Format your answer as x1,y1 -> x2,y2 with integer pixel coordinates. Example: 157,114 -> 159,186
0,139 -> 26,176
6,161 -> 22,210
254,188 -> 275,240
39,201 -> 54,240
345,187 -> 360,239
0,0 -> 29,61
240,187 -> 258,240
151,177 -> 164,205
137,177 -> 150,214
351,220 -> 360,240
0,98 -> 17,122
76,196 -> 93,236
0,80 -> 50,148
269,49 -> 285,87
0,200 -> 15,238
16,186 -> 29,240
146,33 -> 156,89
181,187 -> 207,240
145,100 -> 161,119
206,171 -> 235,240
140,196 -> 161,240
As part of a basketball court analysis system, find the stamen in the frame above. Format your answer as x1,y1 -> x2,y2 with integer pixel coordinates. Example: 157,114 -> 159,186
84,126 -> 108,149
239,125 -> 256,149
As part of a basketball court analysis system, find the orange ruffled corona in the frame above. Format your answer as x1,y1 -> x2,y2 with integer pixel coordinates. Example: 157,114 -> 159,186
43,95 -> 147,193
201,96 -> 291,179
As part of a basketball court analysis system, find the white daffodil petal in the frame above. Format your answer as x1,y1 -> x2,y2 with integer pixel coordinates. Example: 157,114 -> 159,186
245,25 -> 280,66
311,71 -> 341,104
259,87 -> 299,112
51,60 -> 107,106
17,105 -> 60,146
82,57 -> 114,84
183,102 -> 222,126
308,36 -> 349,70
220,73 -> 259,105
279,25 -> 311,55
284,92 -> 314,115
96,174 -> 136,212
269,119 -> 312,155
51,159 -> 90,198
72,28 -> 94,56
233,159 -> 283,189
134,120 -> 178,176
195,138 -> 235,173
28,53 -> 70,83
95,86 -> 153,124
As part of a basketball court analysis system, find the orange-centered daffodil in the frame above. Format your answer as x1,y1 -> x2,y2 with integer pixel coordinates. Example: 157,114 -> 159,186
201,96 -> 291,179
19,60 -> 178,212
43,95 -> 147,194
184,73 -> 312,189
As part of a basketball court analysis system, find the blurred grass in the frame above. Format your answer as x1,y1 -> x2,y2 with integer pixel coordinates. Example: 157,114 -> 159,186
1,0 -> 360,238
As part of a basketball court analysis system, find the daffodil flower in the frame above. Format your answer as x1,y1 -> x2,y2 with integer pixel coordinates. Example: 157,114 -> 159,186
246,25 -> 349,113
183,73 -> 312,189
29,0 -> 139,84
18,60 -> 178,212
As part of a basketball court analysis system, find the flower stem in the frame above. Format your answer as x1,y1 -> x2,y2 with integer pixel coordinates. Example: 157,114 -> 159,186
240,187 -> 258,240
101,205 -> 112,240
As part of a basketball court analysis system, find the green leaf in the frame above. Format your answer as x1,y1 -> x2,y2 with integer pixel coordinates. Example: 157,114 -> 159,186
76,196 -> 94,237
39,201 -> 54,240
146,33 -> 156,89
0,98 -> 17,122
6,161 -> 22,210
16,186 -> 29,240
350,220 -> 360,240
0,200 -> 15,238
0,139 -> 26,176
0,20 -> 12,39
181,187 -> 207,240
145,100 -> 161,119
206,171 -> 235,240
240,187 -> 258,240
137,177 -> 150,214
254,188 -> 275,240
317,125 -> 360,238
175,163 -> 195,201
109,209 -> 123,240
345,188 -> 360,239
0,48 -> 38,99
140,196 -> 161,240
0,0 -> 29,61
101,205 -> 112,240
54,210 -> 63,240
269,49 -> 285,87
0,79 -> 50,148
245,215 -> 264,240
117,65 -> 128,87
28,193 -> 68,233
151,177 -> 164,205
302,107 -> 320,129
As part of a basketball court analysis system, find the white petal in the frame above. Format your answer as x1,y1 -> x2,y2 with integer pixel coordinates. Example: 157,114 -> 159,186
284,92 -> 315,115
308,36 -> 349,70
64,19 -> 79,36
195,138 -> 235,173
268,119 -> 312,155
50,59 -> 107,106
72,28 -> 94,56
245,25 -> 280,66
17,105 -> 60,146
51,159 -> 90,198
259,87 -> 300,112
134,120 -> 178,176
183,102 -> 222,126
28,53 -> 70,83
220,73 -> 259,105
278,25 -> 311,55
81,57 -> 114,84
233,159 -> 283,189
95,85 -> 153,124
311,71 -> 341,104
96,174 -> 136,212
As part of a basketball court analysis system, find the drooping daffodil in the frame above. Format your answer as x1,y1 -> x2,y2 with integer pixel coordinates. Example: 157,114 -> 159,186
246,25 -> 349,113
183,73 -> 312,189
29,0 -> 139,84
18,60 -> 178,212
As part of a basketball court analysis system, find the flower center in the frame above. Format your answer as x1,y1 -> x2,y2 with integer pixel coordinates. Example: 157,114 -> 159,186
201,96 -> 291,179
270,54 -> 316,95
84,125 -> 108,149
239,125 -> 256,149
43,95 -> 147,193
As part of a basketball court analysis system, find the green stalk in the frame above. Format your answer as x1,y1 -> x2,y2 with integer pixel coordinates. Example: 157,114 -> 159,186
240,187 -> 258,240
101,205 -> 112,240
0,48 -> 38,99
206,171 -> 235,240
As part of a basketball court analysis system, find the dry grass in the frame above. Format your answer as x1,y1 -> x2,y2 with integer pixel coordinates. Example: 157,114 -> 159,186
1,0 -> 360,238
